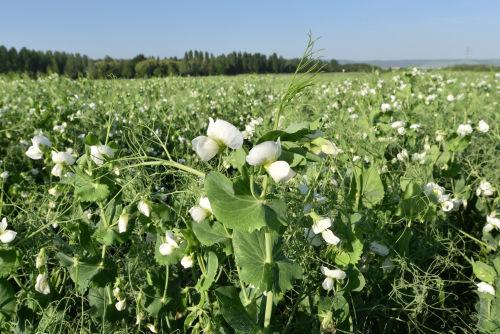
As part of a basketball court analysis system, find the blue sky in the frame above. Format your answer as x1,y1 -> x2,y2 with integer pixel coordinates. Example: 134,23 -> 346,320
1,0 -> 499,60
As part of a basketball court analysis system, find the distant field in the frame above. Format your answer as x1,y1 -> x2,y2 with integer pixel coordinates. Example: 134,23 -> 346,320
0,70 -> 499,333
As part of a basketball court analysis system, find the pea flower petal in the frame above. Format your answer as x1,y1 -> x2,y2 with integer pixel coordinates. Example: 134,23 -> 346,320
191,136 -> 220,161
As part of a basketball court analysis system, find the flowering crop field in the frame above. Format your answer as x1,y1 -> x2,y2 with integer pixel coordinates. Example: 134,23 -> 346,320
0,69 -> 499,334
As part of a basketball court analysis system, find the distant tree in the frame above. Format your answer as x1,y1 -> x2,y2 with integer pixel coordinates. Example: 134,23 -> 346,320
0,44 -> 382,78
0,46 -> 8,72
135,59 -> 157,78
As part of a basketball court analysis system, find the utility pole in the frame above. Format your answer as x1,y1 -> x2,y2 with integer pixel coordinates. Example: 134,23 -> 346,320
465,46 -> 471,61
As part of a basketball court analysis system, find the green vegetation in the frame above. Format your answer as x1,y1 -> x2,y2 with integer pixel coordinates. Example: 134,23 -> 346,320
0,45 -> 379,79
0,67 -> 499,333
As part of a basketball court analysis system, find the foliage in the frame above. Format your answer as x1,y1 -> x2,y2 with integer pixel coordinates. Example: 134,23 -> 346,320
0,55 -> 498,334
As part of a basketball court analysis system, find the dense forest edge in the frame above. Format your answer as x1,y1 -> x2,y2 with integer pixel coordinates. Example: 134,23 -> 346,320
0,45 -> 498,79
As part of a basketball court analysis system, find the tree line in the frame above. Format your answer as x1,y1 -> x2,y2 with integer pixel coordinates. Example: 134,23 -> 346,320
0,45 -> 380,79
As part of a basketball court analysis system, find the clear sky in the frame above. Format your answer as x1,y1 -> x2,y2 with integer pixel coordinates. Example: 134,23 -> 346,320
1,0 -> 499,60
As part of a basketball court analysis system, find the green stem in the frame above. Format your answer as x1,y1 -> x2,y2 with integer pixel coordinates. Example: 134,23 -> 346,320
249,173 -> 257,199
122,160 -> 205,178
98,202 -> 108,228
263,229 -> 273,331
264,291 -> 274,331
259,175 -> 269,200
162,265 -> 169,301
237,266 -> 250,305
101,244 -> 107,261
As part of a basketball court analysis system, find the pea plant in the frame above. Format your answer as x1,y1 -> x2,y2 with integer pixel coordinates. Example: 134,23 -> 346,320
0,41 -> 499,334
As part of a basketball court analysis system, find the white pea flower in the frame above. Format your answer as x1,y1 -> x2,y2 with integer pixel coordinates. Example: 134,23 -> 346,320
26,145 -> 44,160
483,223 -> 495,234
423,182 -> 446,201
246,140 -> 296,182
476,180 -> 495,197
396,149 -> 408,161
391,121 -> 405,129
369,241 -> 389,256
477,120 -> 490,133
90,144 -> 114,165
36,248 -> 46,269
0,217 -> 17,244
246,141 -> 281,165
0,171 -> 8,179
319,141 -> 341,156
412,152 -> 426,164
312,217 -> 332,234
35,273 -> 51,295
410,123 -> 421,130
191,118 -> 243,161
321,266 -> 346,291
441,200 -> 455,212
311,217 -> 340,246
266,161 -> 296,183
451,198 -> 463,210
189,197 -> 212,223
486,213 -> 500,229
310,138 -> 341,157
25,135 -> 52,160
146,323 -> 158,333
380,103 -> 391,113
456,124 -> 473,137
115,299 -> 127,311
435,130 -> 445,142
321,229 -> 341,245
48,187 -> 60,197
477,282 -> 495,296
397,127 -> 406,136
51,151 -> 75,177
118,213 -> 129,233
181,255 -> 194,269
447,94 -> 455,102
138,200 -> 151,217
113,287 -> 121,298
159,231 -> 179,256
32,135 -> 52,148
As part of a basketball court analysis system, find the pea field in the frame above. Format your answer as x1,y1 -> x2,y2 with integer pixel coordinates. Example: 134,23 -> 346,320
0,68 -> 499,333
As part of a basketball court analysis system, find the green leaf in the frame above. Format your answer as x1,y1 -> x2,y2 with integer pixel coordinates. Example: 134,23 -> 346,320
94,224 -> 120,246
447,135 -> 470,153
215,286 -> 258,333
205,172 -> 282,232
344,266 -> 366,292
397,181 -> 430,220
473,261 -> 497,284
318,293 -> 350,329
233,229 -> 302,293
88,286 -> 124,321
493,256 -> 500,275
360,167 -> 384,208
0,249 -> 21,278
0,278 -> 16,322
192,221 -> 230,246
143,285 -> 170,317
74,173 -> 110,202
55,253 -> 102,293
84,132 -> 99,146
256,124 -> 315,144
331,221 -> 364,266
196,251 -> 218,293
226,148 -> 248,172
